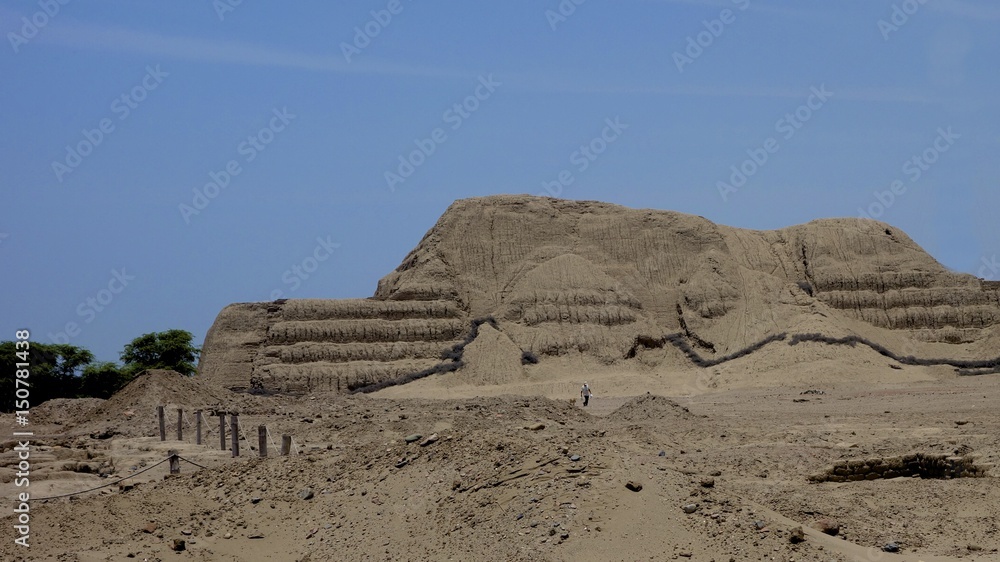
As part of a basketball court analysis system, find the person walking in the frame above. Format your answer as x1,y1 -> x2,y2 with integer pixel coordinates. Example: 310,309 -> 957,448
580,382 -> 593,407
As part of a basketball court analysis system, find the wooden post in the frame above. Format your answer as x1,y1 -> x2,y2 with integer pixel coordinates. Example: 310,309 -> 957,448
230,414 -> 240,458
176,408 -> 183,441
157,406 -> 165,441
195,410 -> 203,445
168,450 -> 180,475
281,435 -> 292,456
219,413 -> 227,451
258,425 -> 267,458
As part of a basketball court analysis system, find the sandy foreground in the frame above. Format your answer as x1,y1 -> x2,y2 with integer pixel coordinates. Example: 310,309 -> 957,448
1,369 -> 998,562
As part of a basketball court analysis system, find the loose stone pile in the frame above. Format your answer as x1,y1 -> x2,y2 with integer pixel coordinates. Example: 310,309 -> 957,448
810,453 -> 992,483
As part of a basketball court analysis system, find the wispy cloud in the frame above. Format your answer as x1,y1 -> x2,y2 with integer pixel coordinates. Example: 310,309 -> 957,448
927,0 -> 1000,21
653,0 -> 1000,21
32,19 -> 465,79
646,0 -> 830,19
507,78 -> 939,104
13,9 -> 974,107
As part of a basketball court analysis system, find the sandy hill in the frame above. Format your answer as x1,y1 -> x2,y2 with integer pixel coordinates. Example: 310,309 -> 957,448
199,195 -> 1000,395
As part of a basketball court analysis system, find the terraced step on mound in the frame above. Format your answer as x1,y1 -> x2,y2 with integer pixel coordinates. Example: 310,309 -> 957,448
278,298 -> 465,321
258,359 -> 447,393
267,318 -> 467,345
201,299 -> 468,393
260,341 -> 462,364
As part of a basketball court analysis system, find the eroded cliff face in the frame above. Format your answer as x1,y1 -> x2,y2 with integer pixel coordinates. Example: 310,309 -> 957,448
200,195 -> 1000,392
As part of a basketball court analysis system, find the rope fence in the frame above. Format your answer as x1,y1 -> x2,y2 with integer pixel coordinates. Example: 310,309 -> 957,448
33,454 -> 216,502
33,457 -> 170,501
176,455 -> 210,471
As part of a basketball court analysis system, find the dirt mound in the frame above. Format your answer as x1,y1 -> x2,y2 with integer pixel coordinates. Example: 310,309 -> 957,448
457,323 -> 525,386
606,393 -> 699,423
77,369 -> 256,438
100,369 -> 235,411
32,397 -> 105,426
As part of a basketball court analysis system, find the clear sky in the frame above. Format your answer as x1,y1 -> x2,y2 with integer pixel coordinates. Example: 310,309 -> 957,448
2,0 -> 998,363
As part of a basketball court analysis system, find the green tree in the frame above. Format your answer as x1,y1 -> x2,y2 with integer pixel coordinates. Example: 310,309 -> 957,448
120,329 -> 200,376
1,341 -> 93,411
80,361 -> 132,399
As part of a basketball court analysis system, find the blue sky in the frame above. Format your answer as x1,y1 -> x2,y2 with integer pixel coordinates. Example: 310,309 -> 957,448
2,0 -> 998,363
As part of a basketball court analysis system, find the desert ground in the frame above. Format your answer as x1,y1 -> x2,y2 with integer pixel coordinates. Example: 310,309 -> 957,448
2,364 -> 998,562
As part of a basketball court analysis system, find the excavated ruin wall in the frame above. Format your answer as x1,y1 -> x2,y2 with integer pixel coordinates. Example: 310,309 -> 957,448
809,454 -> 993,483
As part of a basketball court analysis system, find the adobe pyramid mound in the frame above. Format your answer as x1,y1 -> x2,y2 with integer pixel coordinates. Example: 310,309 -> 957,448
199,195 -> 1000,393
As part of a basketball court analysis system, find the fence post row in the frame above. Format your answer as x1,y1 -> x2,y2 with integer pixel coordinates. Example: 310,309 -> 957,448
155,406 -> 290,461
